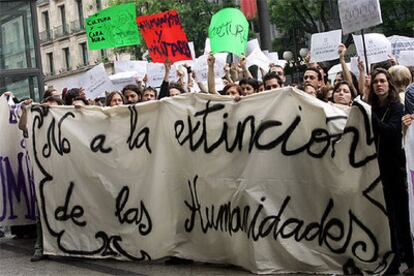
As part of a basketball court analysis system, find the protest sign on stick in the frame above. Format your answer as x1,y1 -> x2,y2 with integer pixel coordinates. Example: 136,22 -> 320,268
310,30 -> 342,63
114,60 -> 147,79
353,33 -> 391,67
208,8 -> 249,56
78,63 -> 116,99
86,3 -> 140,50
338,0 -> 383,74
338,0 -> 382,35
136,10 -> 191,63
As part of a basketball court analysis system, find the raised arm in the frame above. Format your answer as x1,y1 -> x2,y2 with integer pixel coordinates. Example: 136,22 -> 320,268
207,53 -> 218,94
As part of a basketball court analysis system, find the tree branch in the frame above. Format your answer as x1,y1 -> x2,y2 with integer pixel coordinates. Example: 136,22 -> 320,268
291,3 -> 317,34
319,0 -> 330,32
298,0 -> 319,32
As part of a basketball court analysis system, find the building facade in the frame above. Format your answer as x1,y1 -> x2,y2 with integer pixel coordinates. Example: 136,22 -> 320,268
36,0 -> 115,88
0,0 -> 44,101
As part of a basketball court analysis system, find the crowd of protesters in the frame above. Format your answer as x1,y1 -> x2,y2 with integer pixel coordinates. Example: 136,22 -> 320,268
2,43 -> 414,275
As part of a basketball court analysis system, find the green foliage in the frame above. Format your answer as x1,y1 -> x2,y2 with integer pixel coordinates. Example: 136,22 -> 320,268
109,0 -> 237,57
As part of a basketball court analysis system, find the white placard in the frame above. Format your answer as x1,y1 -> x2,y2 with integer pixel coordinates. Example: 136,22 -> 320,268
388,35 -> 414,59
204,38 -> 211,55
79,63 -> 116,99
188,42 -> 196,60
350,56 -> 359,77
267,52 -> 279,64
114,60 -> 147,79
246,39 -> 261,56
0,95 -> 36,227
192,53 -> 227,83
109,71 -> 138,91
246,48 -> 270,70
146,63 -> 177,88
26,89 -> 393,274
338,0 -> 382,34
353,33 -> 392,65
310,30 -> 342,63
398,50 -> 414,66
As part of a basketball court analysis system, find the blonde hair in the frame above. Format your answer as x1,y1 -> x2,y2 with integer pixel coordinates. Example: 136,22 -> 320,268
388,65 -> 412,93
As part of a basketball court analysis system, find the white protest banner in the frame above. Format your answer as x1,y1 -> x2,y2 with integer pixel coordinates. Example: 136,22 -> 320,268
246,47 -> 270,70
0,95 -> 36,227
404,125 -> 414,240
114,60 -> 147,79
192,53 -> 227,83
246,38 -> 260,56
338,0 -> 382,34
78,63 -> 116,99
398,51 -> 414,66
388,35 -> 414,59
310,30 -> 342,63
353,33 -> 392,65
109,71 -> 139,91
146,63 -> 177,87
27,89 -> 393,274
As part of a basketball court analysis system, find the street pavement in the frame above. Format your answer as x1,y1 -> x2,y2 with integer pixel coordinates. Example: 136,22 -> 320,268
0,235 -> 253,276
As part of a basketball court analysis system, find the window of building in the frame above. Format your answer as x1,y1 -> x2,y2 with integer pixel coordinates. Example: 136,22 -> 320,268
100,49 -> 107,59
59,5 -> 67,34
96,0 -> 102,10
80,42 -> 88,66
47,52 -> 54,75
42,11 -> 50,31
76,0 -> 84,29
63,47 -> 70,70
0,0 -> 44,100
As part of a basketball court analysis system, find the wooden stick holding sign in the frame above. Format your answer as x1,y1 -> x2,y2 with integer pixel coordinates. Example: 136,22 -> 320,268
338,0 -> 383,75
361,29 -> 370,75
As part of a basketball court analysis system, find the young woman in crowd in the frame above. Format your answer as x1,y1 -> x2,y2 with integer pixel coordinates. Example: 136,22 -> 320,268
105,91 -> 125,107
367,68 -> 413,274
331,80 -> 355,106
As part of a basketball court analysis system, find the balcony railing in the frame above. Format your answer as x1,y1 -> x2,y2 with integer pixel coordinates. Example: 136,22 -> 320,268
70,20 -> 85,33
53,24 -> 70,39
39,29 -> 53,43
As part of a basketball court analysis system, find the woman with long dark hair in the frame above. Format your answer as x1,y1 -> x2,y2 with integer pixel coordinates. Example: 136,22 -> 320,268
368,68 -> 413,274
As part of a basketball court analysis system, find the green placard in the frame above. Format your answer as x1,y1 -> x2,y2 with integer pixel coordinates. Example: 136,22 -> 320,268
86,3 -> 140,50
208,8 -> 249,56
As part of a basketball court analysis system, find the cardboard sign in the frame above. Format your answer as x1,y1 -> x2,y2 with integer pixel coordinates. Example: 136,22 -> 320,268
109,71 -> 139,91
398,50 -> 414,66
310,30 -> 342,63
192,53 -> 227,83
78,63 -> 116,99
246,48 -> 270,70
266,52 -> 279,64
114,60 -> 147,79
353,33 -> 392,65
86,3 -> 140,50
0,96 -> 36,227
388,35 -> 414,59
208,8 -> 249,56
338,0 -> 382,34
246,38 -> 261,56
146,63 -> 177,87
136,10 -> 191,63
27,90 -> 393,274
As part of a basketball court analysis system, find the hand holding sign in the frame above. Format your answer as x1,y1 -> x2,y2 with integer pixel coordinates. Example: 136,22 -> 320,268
208,8 -> 249,56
